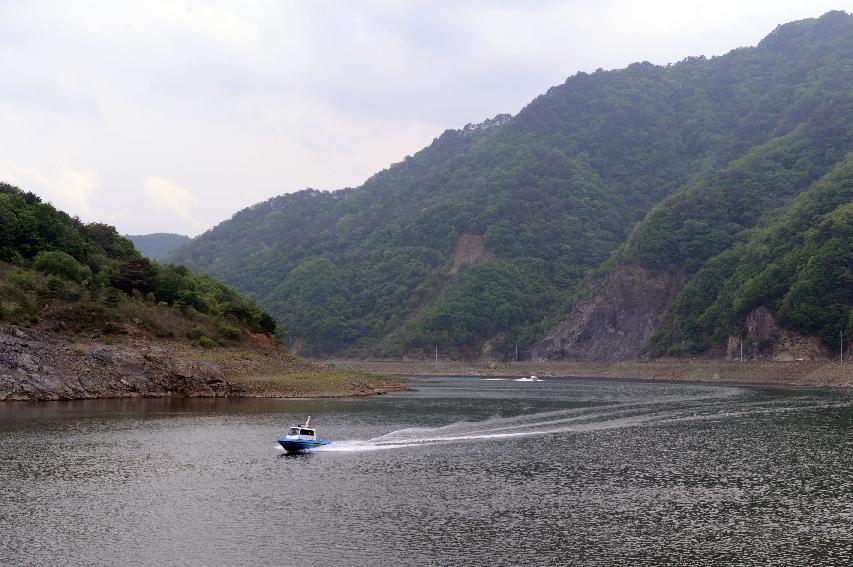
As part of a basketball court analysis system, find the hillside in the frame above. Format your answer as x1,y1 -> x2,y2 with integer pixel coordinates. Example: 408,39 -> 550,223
0,183 -> 399,399
127,233 -> 192,260
171,11 -> 853,360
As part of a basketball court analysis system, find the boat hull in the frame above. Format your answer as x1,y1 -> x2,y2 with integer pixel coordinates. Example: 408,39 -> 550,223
277,438 -> 332,453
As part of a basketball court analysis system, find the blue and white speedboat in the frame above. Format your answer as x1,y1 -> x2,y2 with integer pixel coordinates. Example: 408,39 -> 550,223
277,417 -> 332,453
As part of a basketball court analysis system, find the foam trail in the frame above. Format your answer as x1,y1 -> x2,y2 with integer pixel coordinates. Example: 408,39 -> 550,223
304,392 -> 852,453
367,402 -> 687,447
370,398 -> 709,442
314,440 -> 420,452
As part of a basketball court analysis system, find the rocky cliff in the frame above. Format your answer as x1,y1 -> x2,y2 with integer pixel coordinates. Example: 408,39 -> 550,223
532,268 -> 839,363
532,265 -> 684,361
724,307 -> 829,362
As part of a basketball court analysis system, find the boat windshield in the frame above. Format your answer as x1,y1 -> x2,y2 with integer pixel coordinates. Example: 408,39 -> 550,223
300,429 -> 314,436
288,428 -> 299,435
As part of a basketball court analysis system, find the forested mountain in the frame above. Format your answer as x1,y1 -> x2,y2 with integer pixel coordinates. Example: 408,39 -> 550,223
171,11 -> 853,359
0,183 -> 276,343
127,233 -> 191,261
645,154 -> 853,357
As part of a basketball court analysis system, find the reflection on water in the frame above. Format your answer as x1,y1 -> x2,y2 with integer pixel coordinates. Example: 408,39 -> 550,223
1,377 -> 851,566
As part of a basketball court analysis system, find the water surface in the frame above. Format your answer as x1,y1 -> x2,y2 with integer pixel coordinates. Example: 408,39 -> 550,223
1,377 -> 851,566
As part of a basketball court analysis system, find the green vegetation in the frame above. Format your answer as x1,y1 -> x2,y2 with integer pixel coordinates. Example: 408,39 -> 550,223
126,233 -> 192,261
650,157 -> 853,354
0,182 -> 276,341
170,11 -> 853,358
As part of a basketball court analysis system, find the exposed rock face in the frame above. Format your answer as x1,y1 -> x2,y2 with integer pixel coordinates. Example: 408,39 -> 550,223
0,325 -> 229,401
532,265 -> 685,361
479,333 -> 506,361
725,307 -> 829,361
449,233 -> 494,274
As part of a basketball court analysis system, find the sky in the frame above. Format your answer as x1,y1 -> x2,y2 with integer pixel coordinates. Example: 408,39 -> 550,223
0,1 -> 849,236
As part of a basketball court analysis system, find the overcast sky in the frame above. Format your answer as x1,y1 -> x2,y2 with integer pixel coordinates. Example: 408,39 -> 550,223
1,1 -> 848,236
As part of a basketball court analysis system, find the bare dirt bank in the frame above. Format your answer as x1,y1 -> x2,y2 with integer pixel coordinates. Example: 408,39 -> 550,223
317,358 -> 853,388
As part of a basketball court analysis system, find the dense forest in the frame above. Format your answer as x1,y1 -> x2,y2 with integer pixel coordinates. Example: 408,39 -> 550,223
127,233 -> 192,261
170,11 -> 853,359
648,156 -> 853,355
0,183 -> 276,344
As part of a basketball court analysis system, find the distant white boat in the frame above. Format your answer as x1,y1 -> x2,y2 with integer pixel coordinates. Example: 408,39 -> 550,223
514,375 -> 542,382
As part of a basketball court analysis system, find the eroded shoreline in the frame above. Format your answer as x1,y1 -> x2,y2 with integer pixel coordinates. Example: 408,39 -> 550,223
317,358 -> 853,389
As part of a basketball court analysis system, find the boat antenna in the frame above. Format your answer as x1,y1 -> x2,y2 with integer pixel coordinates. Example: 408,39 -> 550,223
304,416 -> 310,428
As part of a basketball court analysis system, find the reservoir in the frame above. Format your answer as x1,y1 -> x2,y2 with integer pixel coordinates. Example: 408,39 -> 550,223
1,376 -> 851,566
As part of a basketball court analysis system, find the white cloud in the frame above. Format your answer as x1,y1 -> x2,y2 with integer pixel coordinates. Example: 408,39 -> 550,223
50,167 -> 98,217
144,176 -> 205,230
0,1 -> 847,235
0,162 -> 98,218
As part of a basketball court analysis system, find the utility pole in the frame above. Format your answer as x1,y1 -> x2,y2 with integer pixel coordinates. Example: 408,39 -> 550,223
841,330 -> 844,364
740,338 -> 744,363
435,345 -> 438,368
515,343 -> 518,362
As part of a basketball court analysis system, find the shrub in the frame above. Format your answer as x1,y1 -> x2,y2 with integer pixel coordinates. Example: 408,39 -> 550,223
33,251 -> 90,282
10,271 -> 38,291
52,303 -> 109,332
102,287 -> 124,307
187,325 -> 205,340
45,277 -> 70,297
142,318 -> 174,338
112,257 -> 156,295
197,336 -> 215,348
102,321 -> 123,334
217,322 -> 242,340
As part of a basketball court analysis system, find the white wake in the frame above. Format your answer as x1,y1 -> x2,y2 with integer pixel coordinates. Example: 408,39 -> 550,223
309,390 -> 850,453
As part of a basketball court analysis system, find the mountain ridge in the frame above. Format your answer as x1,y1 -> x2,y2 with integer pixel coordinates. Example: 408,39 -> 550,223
127,233 -> 192,261
170,10 -> 853,360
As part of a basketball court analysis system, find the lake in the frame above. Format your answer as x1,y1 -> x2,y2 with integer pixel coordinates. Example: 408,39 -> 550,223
1,376 -> 851,566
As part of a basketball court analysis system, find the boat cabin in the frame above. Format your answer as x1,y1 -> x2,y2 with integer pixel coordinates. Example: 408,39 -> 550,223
285,427 -> 316,440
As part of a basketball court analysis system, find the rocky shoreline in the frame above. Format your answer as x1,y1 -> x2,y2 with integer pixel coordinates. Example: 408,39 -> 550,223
1,325 -> 230,400
6,320 -> 848,402
0,325 -> 404,401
